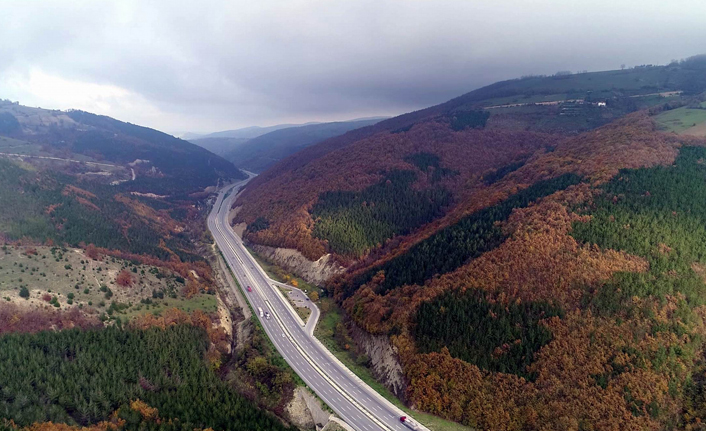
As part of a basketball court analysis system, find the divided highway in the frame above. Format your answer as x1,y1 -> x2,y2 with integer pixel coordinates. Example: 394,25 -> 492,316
208,179 -> 427,431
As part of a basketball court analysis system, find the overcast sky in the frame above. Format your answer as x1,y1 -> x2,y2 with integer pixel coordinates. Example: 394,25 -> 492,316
1,0 -> 705,135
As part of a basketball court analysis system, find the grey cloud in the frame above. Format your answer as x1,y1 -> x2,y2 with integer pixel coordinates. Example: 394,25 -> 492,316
1,0 -> 706,133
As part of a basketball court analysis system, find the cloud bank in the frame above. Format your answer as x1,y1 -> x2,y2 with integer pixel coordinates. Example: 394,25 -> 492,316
1,0 -> 705,133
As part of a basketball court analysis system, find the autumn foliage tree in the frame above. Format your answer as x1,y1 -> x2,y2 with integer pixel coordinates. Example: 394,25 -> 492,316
235,122 -> 556,261
0,303 -> 100,335
85,243 -> 101,260
316,115 -> 706,429
115,269 -> 133,287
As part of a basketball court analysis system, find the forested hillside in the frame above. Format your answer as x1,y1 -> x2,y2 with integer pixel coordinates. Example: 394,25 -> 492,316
0,101 -> 242,299
311,169 -> 453,256
243,56 -> 706,195
4,56 -> 706,431
329,114 -> 706,429
0,101 -> 301,431
341,173 -> 581,297
0,101 -> 245,196
188,123 -> 317,156
230,56 -> 706,430
235,124 -> 555,261
235,57 -> 706,265
0,325 -> 288,431
0,158 -> 200,262
189,136 -> 250,157
190,118 -> 386,172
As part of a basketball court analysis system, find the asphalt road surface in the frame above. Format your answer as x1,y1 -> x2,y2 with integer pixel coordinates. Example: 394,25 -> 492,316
207,179 -> 427,431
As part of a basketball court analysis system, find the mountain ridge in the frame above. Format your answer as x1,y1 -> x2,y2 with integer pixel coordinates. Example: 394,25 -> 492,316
191,117 -> 388,172
245,58 -> 706,192
222,117 -> 387,172
0,100 -> 245,196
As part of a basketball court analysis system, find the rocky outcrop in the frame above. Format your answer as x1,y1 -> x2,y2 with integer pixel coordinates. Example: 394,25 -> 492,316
285,387 -> 316,430
230,205 -> 343,285
286,387 -> 335,430
229,206 -> 242,229
346,320 -> 407,401
232,222 -> 247,238
210,246 -> 251,350
250,244 -> 344,286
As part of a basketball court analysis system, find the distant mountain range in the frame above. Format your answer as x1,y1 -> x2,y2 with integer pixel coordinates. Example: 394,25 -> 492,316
181,124 -> 301,142
188,117 -> 388,172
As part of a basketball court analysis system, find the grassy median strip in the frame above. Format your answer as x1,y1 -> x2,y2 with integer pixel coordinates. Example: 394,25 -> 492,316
277,285 -> 312,322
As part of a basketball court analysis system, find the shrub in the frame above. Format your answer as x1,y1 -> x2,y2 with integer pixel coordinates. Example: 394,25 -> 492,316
116,269 -> 133,287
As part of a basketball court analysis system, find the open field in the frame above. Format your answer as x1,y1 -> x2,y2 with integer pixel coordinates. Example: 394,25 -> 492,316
0,245 -> 216,319
0,136 -> 44,155
479,67 -> 674,99
633,94 -> 682,107
654,107 -> 706,133
119,294 -> 217,319
0,135 -> 99,163
683,121 -> 706,137
0,143 -> 131,187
